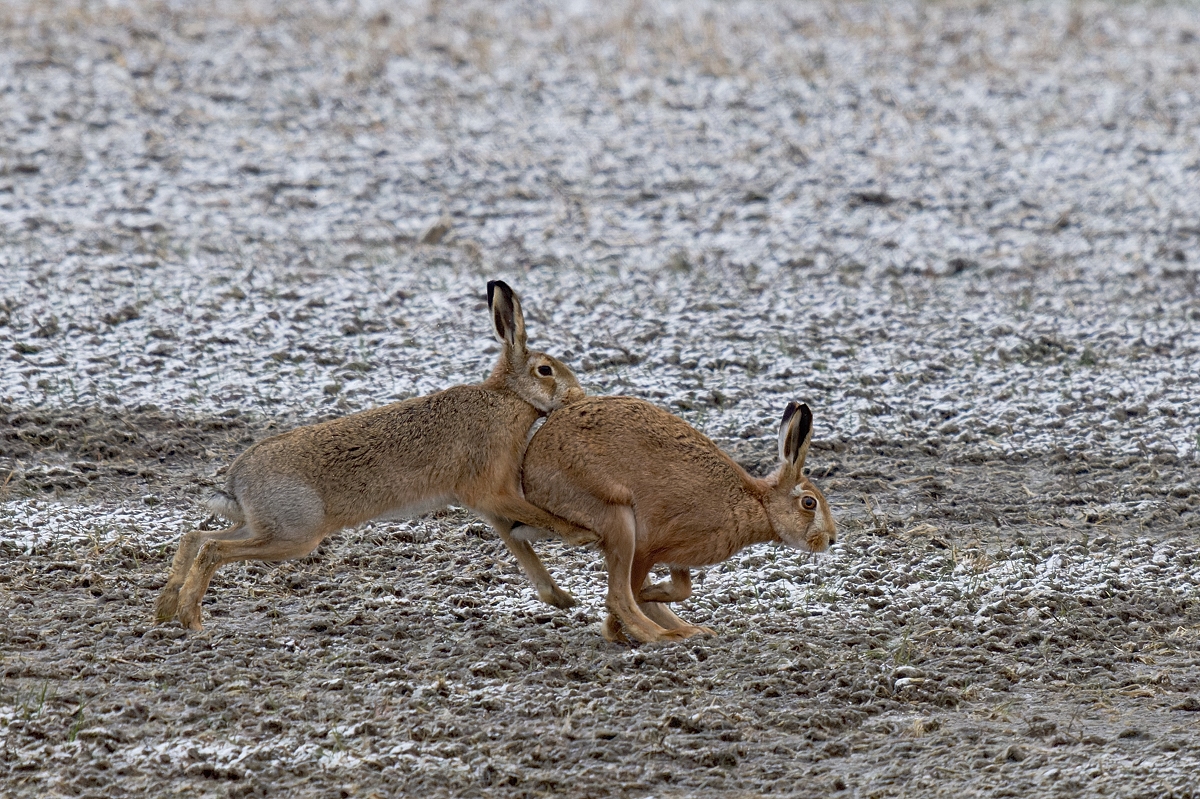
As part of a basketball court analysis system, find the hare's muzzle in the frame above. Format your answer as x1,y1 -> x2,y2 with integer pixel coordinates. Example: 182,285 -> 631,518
807,518 -> 836,552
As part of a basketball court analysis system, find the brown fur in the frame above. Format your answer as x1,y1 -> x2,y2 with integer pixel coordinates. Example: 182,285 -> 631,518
155,281 -> 592,630
521,396 -> 836,643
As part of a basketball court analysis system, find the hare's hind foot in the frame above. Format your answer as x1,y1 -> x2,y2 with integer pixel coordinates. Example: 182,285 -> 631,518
154,587 -> 181,624
638,582 -> 677,603
602,614 -> 631,643
602,611 -> 708,644
658,624 -> 715,641
175,601 -> 204,631
558,524 -> 601,547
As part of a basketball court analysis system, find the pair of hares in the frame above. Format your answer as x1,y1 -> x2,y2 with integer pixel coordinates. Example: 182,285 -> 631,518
155,281 -> 836,642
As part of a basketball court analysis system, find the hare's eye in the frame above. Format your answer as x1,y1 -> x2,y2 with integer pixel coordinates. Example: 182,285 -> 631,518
537,365 -> 553,377
801,496 -> 818,511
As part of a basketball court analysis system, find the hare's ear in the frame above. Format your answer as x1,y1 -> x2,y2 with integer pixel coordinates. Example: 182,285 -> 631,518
778,401 -> 813,474
487,280 -> 527,353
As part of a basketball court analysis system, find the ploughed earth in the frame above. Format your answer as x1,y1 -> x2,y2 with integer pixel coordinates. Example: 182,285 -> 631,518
3,1 -> 1200,796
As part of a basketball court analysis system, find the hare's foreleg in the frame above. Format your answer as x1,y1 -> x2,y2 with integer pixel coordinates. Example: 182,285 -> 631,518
598,507 -> 677,643
638,567 -> 692,603
629,559 -> 714,639
637,567 -> 713,634
472,490 -> 599,608
638,601 -> 714,636
483,513 -> 577,609
155,524 -> 250,623
478,491 -> 599,547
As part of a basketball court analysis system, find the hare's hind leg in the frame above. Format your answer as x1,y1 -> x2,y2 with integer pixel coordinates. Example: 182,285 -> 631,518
639,600 -> 689,630
175,530 -> 327,631
601,613 -> 628,643
155,524 -> 250,623
484,514 -> 576,609
175,486 -> 329,631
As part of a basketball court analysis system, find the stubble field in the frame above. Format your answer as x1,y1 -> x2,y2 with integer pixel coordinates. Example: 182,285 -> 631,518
2,1 -> 1200,797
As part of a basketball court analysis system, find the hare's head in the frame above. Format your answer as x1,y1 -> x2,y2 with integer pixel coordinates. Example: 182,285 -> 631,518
487,280 -> 585,413
764,402 -> 836,553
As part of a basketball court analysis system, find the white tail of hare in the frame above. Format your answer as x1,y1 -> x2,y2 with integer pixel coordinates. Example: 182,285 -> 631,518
520,397 -> 836,643
156,281 -> 594,630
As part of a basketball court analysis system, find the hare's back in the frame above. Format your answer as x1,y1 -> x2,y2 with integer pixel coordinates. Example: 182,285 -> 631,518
231,385 -> 531,483
529,396 -> 738,488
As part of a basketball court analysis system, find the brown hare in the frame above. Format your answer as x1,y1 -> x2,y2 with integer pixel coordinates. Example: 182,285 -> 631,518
519,397 -> 836,643
155,280 -> 595,630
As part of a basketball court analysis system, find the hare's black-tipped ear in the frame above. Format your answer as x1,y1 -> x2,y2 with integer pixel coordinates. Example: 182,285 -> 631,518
778,401 -> 813,471
777,402 -> 799,464
487,280 -> 527,351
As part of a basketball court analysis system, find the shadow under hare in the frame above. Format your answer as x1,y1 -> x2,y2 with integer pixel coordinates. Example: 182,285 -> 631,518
519,396 -> 836,643
155,280 -> 594,630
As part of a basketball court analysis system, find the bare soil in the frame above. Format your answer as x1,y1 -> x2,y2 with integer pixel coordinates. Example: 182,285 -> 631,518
4,406 -> 1200,797
3,1 -> 1200,797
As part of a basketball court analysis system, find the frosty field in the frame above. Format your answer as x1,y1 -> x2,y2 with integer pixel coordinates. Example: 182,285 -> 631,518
2,1 -> 1200,797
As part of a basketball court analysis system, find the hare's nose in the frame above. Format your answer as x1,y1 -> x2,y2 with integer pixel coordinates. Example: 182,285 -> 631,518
565,386 -> 585,403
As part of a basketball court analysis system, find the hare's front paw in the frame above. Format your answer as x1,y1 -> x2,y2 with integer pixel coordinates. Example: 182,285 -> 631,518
537,584 -> 577,609
638,581 -> 675,603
